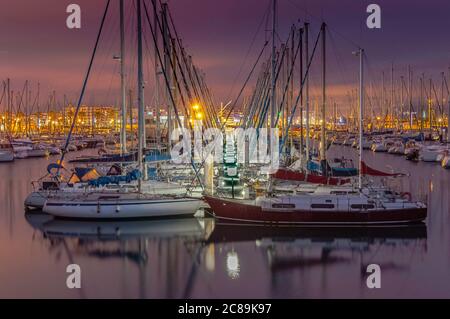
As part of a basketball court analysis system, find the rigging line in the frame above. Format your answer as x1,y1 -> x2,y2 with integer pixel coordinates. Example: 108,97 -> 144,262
164,5 -> 203,101
225,0 -> 271,103
223,41 -> 269,126
275,28 -> 302,126
185,42 -> 271,191
280,24 -> 322,152
92,3 -> 119,96
327,28 -> 354,91
285,0 -> 359,49
104,58 -> 120,106
143,0 -> 204,190
57,0 -> 111,178
0,82 -> 5,107
255,30 -> 292,128
160,1 -> 211,127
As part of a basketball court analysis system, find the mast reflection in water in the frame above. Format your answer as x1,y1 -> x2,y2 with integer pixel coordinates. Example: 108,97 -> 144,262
0,148 -> 448,298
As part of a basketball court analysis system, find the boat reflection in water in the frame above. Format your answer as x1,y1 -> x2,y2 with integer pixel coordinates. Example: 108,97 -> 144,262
24,213 -> 427,298
25,213 -> 214,298
203,222 -> 427,298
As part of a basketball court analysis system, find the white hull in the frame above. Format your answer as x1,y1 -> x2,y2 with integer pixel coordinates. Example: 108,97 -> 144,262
24,192 -> 48,209
25,179 -> 193,210
43,194 -> 203,219
25,213 -> 205,239
0,151 -> 14,162
421,148 -> 447,162
27,149 -> 49,158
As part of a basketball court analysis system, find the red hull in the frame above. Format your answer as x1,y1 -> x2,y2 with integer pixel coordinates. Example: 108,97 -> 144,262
272,169 -> 350,186
204,196 -> 427,225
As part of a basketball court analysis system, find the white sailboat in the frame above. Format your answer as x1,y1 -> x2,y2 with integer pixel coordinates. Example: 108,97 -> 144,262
33,0 -> 203,219
0,140 -> 14,162
43,192 -> 201,219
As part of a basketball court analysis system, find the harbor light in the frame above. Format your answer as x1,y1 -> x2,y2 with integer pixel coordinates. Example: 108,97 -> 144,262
226,251 -> 240,279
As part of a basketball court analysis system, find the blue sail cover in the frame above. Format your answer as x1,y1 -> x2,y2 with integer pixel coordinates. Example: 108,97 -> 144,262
145,153 -> 171,162
88,169 -> 143,187
47,163 -> 65,175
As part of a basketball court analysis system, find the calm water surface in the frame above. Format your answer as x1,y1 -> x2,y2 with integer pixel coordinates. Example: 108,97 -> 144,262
0,146 -> 449,298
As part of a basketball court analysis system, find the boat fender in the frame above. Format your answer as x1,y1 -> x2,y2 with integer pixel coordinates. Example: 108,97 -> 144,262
400,192 -> 412,201
115,205 -> 121,213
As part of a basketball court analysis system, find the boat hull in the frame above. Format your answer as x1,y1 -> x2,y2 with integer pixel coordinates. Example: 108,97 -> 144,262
204,196 -> 427,225
43,197 -> 202,219
0,151 -> 14,162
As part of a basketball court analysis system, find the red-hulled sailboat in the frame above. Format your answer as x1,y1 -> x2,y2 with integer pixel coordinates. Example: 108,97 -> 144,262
204,185 -> 427,225
204,41 -> 427,225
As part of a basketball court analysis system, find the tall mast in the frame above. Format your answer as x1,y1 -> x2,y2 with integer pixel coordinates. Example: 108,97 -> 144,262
448,67 -> 450,142
299,27 -> 304,157
304,22 -> 310,161
408,65 -> 413,130
270,0 -> 277,129
136,0 -> 145,192
391,63 -> 394,130
400,76 -> 404,131
153,0 -> 161,149
320,23 -> 326,173
381,71 -> 384,129
355,48 -> 364,190
6,78 -> 10,135
162,2 -> 171,152
420,74 -> 423,131
119,0 -> 127,154
381,71 -> 386,129
429,78 -> 432,131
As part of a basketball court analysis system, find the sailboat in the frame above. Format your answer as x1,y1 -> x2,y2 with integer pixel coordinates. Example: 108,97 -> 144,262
43,192 -> 201,219
204,35 -> 427,225
36,0 -> 203,219
0,140 -> 14,162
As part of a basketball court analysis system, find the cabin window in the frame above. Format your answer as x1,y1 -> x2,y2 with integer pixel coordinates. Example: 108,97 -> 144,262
311,204 -> 335,209
272,203 -> 295,209
351,204 -> 375,209
98,196 -> 121,200
331,191 -> 347,195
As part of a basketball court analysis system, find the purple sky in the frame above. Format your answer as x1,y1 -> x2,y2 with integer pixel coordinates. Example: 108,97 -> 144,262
1,0 -> 450,110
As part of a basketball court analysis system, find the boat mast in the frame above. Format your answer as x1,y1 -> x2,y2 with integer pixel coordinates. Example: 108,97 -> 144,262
299,27 -> 304,157
357,48 -> 364,190
304,22 -> 310,161
448,67 -> 450,142
391,63 -> 394,130
119,0 -> 127,155
270,0 -> 277,129
137,0 -> 145,192
381,71 -> 384,129
429,78 -> 432,132
320,23 -> 326,174
400,75 -> 404,131
420,74 -> 424,131
408,65 -> 413,130
162,3 -> 171,153
153,0 -> 161,150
